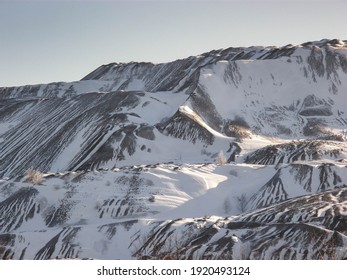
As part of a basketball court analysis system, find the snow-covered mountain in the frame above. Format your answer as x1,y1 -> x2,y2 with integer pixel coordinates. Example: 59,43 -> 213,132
0,39 -> 346,259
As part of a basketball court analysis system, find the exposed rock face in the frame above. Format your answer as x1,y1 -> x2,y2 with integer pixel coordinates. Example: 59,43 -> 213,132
0,187 -> 39,232
0,39 -> 346,259
158,110 -> 215,145
245,141 -> 347,165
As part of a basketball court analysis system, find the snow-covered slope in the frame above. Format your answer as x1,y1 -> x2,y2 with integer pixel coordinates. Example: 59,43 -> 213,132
0,162 -> 346,260
0,39 -> 346,259
135,187 -> 347,260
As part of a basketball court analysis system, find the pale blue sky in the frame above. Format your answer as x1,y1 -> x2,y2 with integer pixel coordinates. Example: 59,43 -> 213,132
0,0 -> 346,87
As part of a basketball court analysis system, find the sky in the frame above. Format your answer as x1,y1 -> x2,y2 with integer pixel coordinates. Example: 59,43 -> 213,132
0,0 -> 346,87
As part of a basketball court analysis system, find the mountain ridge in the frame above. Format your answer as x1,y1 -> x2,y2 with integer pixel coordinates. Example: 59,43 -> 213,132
0,39 -> 346,259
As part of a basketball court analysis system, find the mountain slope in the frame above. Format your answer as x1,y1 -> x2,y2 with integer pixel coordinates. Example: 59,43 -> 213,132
0,39 -> 346,259
0,163 -> 346,260
135,188 -> 347,260
0,39 -> 346,177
